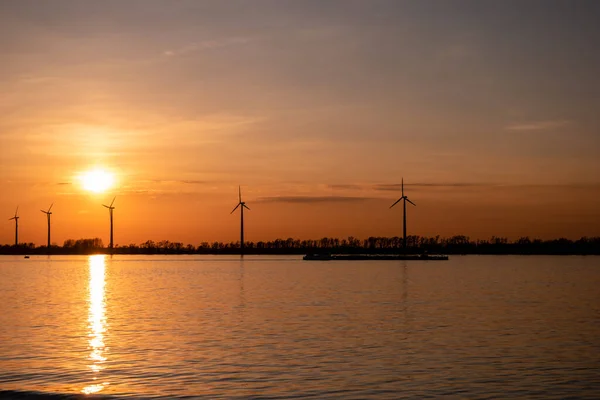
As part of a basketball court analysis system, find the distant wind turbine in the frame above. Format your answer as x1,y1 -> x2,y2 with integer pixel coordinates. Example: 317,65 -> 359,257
231,186 -> 250,254
8,207 -> 19,247
389,178 -> 416,252
103,197 -> 116,251
40,203 -> 53,248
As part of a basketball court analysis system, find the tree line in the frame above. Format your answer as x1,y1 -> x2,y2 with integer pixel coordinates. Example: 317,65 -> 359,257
1,235 -> 599,255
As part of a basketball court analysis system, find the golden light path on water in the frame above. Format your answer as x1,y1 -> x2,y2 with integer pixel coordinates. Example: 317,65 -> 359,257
82,255 -> 109,395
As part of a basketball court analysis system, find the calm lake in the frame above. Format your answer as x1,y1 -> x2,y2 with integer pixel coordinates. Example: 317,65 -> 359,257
0,255 -> 599,399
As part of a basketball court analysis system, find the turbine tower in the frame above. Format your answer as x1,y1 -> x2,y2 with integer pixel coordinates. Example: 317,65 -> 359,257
40,203 -> 53,248
8,207 -> 19,247
102,197 -> 116,251
389,178 -> 416,252
231,186 -> 250,254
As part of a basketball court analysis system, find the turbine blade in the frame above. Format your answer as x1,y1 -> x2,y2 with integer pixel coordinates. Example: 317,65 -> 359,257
389,198 -> 402,209
231,203 -> 241,214
48,203 -> 53,213
243,204 -> 250,210
41,210 -> 46,213
15,206 -> 19,217
238,186 -> 241,203
406,198 -> 416,206
102,204 -> 110,208
110,196 -> 116,207
402,178 -> 404,197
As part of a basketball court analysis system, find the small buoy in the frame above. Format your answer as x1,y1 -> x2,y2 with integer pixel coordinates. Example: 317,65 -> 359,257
24,255 -> 30,259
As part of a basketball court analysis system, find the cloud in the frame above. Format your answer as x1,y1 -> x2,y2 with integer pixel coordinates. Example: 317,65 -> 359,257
163,36 -> 253,57
326,184 -> 364,190
374,182 -> 600,191
144,179 -> 207,185
118,179 -> 210,195
17,75 -> 58,85
256,195 -> 376,204
505,120 -> 570,131
374,183 -> 491,191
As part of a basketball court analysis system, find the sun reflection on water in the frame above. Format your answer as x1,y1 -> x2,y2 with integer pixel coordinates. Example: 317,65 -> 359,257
82,255 -> 109,394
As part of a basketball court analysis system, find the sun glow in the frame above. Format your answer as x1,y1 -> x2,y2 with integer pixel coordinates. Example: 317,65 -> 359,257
80,169 -> 115,193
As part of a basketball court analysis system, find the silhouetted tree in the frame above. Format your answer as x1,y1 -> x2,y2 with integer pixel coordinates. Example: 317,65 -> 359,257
1,235 -> 599,255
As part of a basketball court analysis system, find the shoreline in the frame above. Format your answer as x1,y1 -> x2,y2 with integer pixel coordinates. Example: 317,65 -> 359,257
1,251 -> 599,256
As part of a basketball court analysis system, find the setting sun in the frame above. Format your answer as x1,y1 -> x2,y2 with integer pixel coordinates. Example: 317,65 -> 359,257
80,169 -> 115,193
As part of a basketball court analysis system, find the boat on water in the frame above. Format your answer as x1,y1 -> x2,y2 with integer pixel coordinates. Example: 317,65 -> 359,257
303,253 -> 449,261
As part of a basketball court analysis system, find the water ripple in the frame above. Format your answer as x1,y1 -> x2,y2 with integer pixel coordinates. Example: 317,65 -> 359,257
0,255 -> 599,399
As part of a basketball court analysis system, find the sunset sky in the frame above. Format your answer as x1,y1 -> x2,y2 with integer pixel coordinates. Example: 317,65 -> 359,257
1,0 -> 599,246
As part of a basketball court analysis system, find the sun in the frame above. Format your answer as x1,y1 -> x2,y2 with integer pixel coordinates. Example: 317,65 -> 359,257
80,169 -> 115,193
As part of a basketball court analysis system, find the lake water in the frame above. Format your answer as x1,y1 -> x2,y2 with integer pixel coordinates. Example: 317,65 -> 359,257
0,255 -> 599,399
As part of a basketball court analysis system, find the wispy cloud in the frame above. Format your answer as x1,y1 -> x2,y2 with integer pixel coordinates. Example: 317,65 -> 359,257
374,182 -> 600,191
505,120 -> 571,131
143,179 -> 207,185
163,36 -> 253,57
121,179 -> 211,195
374,183 -> 491,191
16,75 -> 58,85
256,195 -> 376,204
326,184 -> 364,190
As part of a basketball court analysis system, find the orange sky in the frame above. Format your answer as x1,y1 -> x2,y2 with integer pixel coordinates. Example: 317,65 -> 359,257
1,1 -> 599,246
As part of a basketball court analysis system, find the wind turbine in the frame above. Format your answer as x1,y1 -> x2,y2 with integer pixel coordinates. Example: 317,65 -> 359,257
40,203 -> 53,248
102,197 -> 116,251
8,207 -> 19,247
389,178 -> 416,252
231,186 -> 250,254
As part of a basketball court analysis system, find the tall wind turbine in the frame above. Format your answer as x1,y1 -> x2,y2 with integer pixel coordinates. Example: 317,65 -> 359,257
8,207 -> 19,247
389,178 -> 416,251
40,203 -> 53,248
231,186 -> 250,254
103,197 -> 116,250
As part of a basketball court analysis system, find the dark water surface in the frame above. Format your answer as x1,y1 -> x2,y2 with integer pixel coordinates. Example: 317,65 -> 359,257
0,255 -> 599,399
